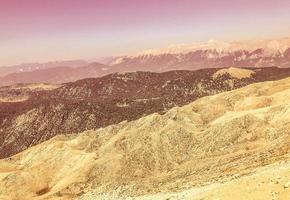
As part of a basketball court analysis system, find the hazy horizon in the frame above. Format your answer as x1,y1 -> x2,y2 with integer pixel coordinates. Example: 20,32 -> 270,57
1,0 -> 290,66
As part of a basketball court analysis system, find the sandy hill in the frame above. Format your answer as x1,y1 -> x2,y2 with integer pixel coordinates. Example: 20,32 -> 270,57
0,68 -> 236,158
0,77 -> 290,199
131,157 -> 290,200
1,67 -> 290,159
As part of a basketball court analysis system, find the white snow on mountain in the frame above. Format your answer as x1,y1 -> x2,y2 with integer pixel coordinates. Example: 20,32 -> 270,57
136,37 -> 290,56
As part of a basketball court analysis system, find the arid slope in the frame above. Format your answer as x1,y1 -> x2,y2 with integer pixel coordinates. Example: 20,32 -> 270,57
1,67 -> 290,158
0,83 -> 59,102
132,158 -> 290,200
0,77 -> 290,200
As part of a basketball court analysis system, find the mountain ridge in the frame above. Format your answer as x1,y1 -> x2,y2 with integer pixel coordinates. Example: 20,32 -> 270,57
0,62 -> 110,86
0,60 -> 88,77
110,37 -> 290,71
0,76 -> 290,199
0,67 -> 290,158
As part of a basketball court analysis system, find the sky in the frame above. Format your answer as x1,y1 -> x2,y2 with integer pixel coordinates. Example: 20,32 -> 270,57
0,0 -> 290,66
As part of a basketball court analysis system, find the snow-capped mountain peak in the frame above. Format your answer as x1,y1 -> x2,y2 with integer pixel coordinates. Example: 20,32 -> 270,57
110,37 -> 290,71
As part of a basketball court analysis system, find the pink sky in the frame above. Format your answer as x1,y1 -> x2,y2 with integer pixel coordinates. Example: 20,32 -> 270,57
1,0 -> 290,66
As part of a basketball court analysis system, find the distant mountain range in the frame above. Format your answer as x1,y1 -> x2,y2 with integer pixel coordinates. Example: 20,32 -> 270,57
0,62 -> 111,86
0,60 -> 88,77
109,37 -> 290,71
0,37 -> 290,87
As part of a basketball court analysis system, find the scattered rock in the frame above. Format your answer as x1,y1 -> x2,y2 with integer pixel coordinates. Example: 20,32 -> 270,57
284,182 -> 290,189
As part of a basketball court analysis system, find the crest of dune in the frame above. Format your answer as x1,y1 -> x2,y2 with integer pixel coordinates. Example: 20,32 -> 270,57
0,77 -> 290,200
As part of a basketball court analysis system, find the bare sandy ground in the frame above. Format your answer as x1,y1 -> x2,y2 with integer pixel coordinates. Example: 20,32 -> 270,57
130,156 -> 290,200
